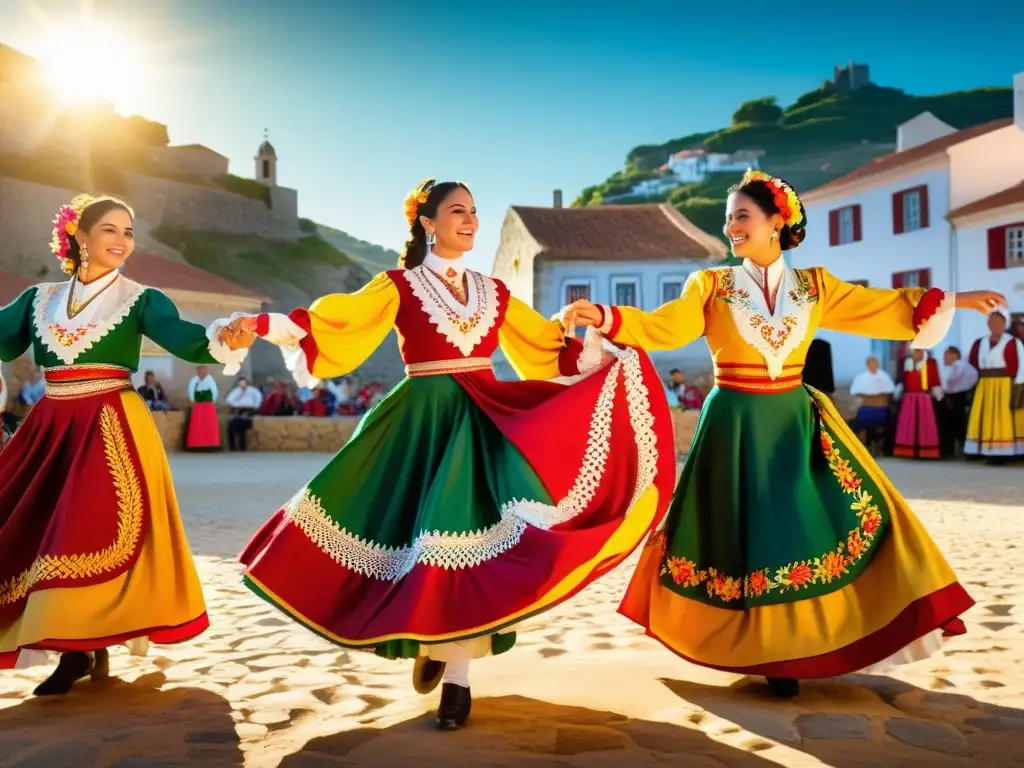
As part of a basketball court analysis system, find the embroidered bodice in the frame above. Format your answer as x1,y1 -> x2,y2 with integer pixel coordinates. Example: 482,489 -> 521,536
600,260 -> 955,389
386,265 -> 507,363
970,332 -> 1024,383
898,356 -> 940,394
0,274 -> 229,372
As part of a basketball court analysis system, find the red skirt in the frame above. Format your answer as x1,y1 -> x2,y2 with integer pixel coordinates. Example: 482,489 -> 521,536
0,374 -> 208,669
185,402 -> 221,450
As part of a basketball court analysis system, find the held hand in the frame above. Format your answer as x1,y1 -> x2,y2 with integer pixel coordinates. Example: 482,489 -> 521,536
560,300 -> 603,336
955,290 -> 1007,315
219,317 -> 259,351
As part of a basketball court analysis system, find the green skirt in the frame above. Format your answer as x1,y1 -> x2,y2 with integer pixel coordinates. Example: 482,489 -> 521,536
619,383 -> 973,678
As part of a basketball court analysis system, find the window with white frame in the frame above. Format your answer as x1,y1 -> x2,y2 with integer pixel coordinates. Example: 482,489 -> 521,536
613,279 -> 640,307
838,206 -> 855,244
661,278 -> 684,303
1008,227 -> 1024,268
564,283 -> 590,304
902,189 -> 922,231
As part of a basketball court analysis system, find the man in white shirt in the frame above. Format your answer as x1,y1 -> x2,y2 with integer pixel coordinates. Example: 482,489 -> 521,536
941,346 -> 978,458
225,378 -> 263,451
849,356 -> 896,453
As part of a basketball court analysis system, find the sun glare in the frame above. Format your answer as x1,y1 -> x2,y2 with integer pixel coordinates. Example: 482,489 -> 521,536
37,23 -> 149,111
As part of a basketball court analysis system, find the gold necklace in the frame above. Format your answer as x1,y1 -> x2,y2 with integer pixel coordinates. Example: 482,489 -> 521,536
67,272 -> 118,319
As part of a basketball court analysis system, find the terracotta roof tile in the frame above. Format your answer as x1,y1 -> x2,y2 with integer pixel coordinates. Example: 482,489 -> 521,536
805,118 -> 1013,198
123,252 -> 268,301
512,204 -> 726,262
0,271 -> 35,306
948,181 -> 1024,220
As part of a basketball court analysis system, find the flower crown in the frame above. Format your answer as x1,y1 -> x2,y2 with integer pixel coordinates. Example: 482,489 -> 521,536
50,193 -> 95,275
402,178 -> 435,227
741,169 -> 803,229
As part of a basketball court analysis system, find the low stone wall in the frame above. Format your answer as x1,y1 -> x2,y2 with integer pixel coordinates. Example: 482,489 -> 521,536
151,409 -> 702,456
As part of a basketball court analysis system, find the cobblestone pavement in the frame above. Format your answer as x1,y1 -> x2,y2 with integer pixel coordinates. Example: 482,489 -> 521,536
0,454 -> 1021,767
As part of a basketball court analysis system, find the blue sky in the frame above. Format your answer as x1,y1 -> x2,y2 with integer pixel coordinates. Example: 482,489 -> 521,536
3,0 -> 1020,271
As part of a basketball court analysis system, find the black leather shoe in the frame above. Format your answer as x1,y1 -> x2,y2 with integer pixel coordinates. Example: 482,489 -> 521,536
33,651 -> 94,696
766,677 -> 800,698
436,682 -> 471,730
412,656 -> 445,694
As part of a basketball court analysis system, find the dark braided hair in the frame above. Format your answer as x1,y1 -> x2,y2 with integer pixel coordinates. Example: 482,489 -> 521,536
727,174 -> 807,251
399,179 -> 471,269
69,196 -> 135,269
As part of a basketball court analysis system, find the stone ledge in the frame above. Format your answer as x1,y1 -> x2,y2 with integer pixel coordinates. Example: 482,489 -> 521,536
151,409 -> 701,455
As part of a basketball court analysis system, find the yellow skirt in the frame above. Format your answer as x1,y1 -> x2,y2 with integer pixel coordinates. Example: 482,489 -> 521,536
0,392 -> 207,665
965,377 -> 1021,457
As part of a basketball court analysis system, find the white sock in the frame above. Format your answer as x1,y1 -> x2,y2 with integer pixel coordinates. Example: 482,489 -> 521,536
440,642 -> 471,688
442,657 -> 470,688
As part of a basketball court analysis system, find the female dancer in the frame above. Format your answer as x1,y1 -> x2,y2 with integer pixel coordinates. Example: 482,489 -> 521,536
222,179 -> 676,729
563,169 -> 1004,697
0,194 -> 250,694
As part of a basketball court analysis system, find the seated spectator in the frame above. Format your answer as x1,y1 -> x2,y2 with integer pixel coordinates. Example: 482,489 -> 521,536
138,371 -> 173,411
302,383 -> 337,417
667,369 -> 704,411
260,380 -> 298,416
226,377 -> 263,451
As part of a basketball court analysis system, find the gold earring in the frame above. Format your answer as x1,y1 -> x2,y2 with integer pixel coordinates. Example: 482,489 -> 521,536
79,243 -> 90,274
771,229 -> 778,241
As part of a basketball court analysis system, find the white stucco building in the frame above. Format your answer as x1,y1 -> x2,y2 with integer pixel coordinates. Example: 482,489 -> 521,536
491,195 -> 727,378
791,76 -> 1024,384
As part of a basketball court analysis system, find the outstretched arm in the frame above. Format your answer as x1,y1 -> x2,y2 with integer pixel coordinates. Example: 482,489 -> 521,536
498,295 -> 606,380
0,289 -> 36,364
248,272 -> 401,388
140,289 -> 248,374
816,267 -> 1005,348
563,270 -> 713,352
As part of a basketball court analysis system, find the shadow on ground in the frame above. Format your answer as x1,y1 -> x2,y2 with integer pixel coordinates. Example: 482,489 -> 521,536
0,672 -> 242,767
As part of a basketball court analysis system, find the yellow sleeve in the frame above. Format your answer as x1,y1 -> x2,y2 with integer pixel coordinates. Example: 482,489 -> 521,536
816,267 -> 933,341
603,270 -> 713,351
498,295 -> 574,380
300,272 -> 401,379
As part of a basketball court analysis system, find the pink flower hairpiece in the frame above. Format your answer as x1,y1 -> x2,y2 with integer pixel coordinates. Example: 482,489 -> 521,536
50,194 -> 94,275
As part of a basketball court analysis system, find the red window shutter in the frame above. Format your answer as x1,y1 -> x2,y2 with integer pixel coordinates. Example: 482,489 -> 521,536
988,226 -> 1007,269
918,185 -> 930,228
892,192 -> 905,235
892,271 -> 904,288
918,269 -> 931,289
829,209 -> 840,246
852,205 -> 863,241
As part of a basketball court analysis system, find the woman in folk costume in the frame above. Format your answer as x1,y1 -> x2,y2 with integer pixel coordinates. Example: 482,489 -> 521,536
183,364 -> 222,451
0,195 -> 249,695
221,179 -> 675,730
563,169 -> 1005,698
892,348 -> 943,460
965,310 -> 1024,463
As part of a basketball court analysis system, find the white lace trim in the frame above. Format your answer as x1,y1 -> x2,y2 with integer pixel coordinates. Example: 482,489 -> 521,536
283,347 -> 659,581
32,279 -> 145,366
404,267 -> 500,356
725,266 -> 813,380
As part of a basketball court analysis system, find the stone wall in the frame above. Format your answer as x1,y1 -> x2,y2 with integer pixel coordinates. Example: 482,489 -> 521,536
0,175 -> 301,280
122,173 -> 301,242
148,409 -> 701,456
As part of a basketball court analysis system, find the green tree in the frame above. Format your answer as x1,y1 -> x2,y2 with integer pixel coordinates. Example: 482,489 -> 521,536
732,97 -> 783,126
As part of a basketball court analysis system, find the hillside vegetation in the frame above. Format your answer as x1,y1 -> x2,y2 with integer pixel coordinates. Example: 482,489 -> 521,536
575,81 -> 1013,241
151,225 -> 371,309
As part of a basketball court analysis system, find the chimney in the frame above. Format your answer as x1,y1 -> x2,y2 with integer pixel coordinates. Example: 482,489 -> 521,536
553,189 -> 563,208
1016,73 -> 1024,134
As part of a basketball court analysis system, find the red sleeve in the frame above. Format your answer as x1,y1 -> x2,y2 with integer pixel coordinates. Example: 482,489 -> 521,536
968,339 -> 981,369
1005,336 -> 1019,380
911,288 -> 945,332
557,337 -> 584,377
